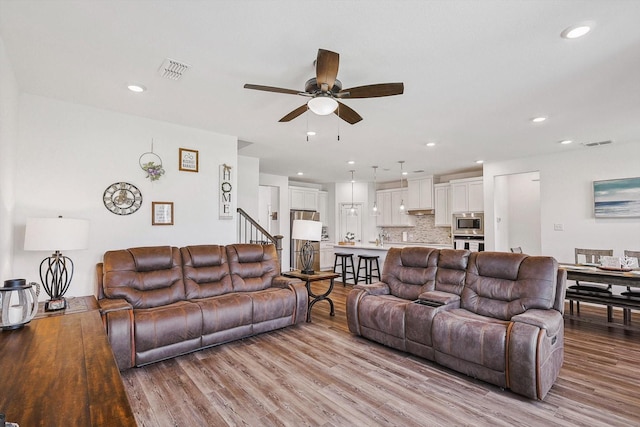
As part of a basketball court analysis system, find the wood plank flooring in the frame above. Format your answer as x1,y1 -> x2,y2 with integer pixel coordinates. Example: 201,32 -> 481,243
121,282 -> 640,426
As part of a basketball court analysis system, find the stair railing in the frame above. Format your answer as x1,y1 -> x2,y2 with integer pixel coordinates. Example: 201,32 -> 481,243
236,208 -> 284,270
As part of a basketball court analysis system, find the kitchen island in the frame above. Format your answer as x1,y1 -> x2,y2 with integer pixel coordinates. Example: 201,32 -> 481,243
332,242 -> 453,275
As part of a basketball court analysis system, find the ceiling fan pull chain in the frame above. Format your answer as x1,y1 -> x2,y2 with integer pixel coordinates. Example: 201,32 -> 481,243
337,103 -> 341,141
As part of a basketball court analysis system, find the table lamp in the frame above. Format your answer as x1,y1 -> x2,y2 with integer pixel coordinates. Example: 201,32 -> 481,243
24,216 -> 89,311
292,219 -> 322,274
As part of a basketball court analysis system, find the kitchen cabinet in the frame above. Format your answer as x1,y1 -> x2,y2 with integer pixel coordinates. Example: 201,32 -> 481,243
450,178 -> 483,213
407,177 -> 434,210
318,191 -> 328,224
289,187 -> 318,211
320,242 -> 334,271
434,183 -> 452,227
376,188 -> 412,226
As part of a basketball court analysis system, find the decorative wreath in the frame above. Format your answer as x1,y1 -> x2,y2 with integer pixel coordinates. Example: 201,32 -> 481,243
139,151 -> 165,182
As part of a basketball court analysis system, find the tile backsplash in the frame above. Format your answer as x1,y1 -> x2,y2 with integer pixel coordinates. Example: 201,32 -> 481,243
379,215 -> 451,244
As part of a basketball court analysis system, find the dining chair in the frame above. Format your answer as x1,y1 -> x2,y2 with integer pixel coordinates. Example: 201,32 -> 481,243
621,250 -> 640,324
510,247 -> 523,253
568,248 -> 614,321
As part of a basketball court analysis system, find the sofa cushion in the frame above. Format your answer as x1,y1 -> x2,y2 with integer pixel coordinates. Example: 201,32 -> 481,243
432,308 -> 509,372
382,247 -> 439,300
462,252 -> 558,320
195,293 -> 253,335
227,244 -> 279,292
133,300 -> 203,353
358,294 -> 409,339
435,249 -> 470,295
181,245 -> 233,299
251,288 -> 296,323
102,246 -> 185,308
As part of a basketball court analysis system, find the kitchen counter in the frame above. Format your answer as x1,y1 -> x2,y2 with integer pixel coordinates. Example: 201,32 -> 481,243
330,242 -> 453,271
333,242 -> 453,250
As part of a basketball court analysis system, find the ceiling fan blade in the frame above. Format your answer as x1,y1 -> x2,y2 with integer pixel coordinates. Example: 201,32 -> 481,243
338,83 -> 404,99
334,101 -> 363,124
315,49 -> 339,92
244,84 -> 301,95
278,104 -> 308,122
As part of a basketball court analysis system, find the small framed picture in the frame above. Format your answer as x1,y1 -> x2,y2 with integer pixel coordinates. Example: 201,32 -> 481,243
179,148 -> 199,172
152,202 -> 174,225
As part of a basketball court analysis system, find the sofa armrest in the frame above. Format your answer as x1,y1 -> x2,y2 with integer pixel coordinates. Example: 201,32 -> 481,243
271,275 -> 308,324
511,309 -> 563,337
353,282 -> 390,296
97,298 -> 135,370
417,291 -> 460,309
272,275 -> 303,289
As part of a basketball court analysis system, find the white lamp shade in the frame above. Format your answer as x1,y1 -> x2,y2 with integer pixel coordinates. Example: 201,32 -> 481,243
308,97 -> 338,116
24,217 -> 90,251
292,219 -> 322,241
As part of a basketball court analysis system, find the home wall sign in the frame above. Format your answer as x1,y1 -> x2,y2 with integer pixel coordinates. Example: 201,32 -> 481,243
220,164 -> 233,219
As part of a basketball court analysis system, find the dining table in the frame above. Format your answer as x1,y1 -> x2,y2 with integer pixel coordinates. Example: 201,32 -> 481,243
560,263 -> 640,328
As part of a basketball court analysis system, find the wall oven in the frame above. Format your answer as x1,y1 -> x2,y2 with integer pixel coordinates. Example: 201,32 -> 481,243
453,212 -> 484,236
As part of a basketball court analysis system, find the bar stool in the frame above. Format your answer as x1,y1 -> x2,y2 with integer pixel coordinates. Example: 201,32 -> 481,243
357,255 -> 381,284
333,253 -> 357,286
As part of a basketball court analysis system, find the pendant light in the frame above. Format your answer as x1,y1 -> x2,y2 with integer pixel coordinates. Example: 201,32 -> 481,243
371,166 -> 380,216
399,161 -> 406,213
348,170 -> 358,217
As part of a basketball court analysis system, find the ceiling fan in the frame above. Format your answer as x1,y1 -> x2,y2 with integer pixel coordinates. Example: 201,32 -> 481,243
243,49 -> 404,125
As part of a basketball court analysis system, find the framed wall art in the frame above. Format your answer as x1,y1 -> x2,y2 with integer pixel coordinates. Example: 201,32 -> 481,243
593,176 -> 640,218
152,201 -> 174,225
179,148 -> 198,172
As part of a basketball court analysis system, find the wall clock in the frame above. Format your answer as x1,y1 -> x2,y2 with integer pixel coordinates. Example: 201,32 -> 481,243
103,182 -> 143,215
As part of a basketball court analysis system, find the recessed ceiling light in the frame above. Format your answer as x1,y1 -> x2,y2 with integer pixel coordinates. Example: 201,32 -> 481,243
127,84 -> 146,93
426,142 -> 436,147
559,139 -> 573,145
347,160 -> 355,165
402,171 -> 408,175
306,131 -> 316,136
561,23 -> 593,39
297,171 -> 304,176
531,116 -> 547,123
475,160 -> 484,164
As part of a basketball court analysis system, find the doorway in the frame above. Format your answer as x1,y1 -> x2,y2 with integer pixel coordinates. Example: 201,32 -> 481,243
493,171 -> 541,254
258,185 -> 280,236
339,203 -> 363,243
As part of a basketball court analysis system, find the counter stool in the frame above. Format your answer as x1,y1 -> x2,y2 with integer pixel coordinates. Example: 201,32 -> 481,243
357,255 -> 381,284
333,253 -> 357,286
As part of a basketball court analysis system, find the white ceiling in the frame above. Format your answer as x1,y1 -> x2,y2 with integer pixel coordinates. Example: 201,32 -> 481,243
2,1 -> 640,184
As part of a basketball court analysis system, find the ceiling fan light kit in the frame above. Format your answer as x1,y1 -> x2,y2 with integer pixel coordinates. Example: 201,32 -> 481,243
308,96 -> 338,115
244,48 -> 404,124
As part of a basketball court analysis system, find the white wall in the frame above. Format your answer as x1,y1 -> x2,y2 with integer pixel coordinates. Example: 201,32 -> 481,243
484,142 -> 640,263
237,155 -> 259,219
259,172 -> 290,271
12,94 -> 238,298
0,36 -> 19,281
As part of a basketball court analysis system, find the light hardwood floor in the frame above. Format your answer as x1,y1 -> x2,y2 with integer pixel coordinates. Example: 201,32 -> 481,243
121,282 -> 640,426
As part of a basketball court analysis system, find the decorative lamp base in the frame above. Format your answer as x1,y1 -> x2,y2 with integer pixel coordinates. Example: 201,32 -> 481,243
45,298 -> 67,312
301,269 -> 315,275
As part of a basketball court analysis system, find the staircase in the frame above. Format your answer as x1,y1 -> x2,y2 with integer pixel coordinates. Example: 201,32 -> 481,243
237,208 -> 284,270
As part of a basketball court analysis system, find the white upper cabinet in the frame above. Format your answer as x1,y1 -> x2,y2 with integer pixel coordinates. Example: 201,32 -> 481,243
376,188 -> 413,226
318,191 -> 328,224
407,177 -> 434,210
289,187 -> 319,211
434,183 -> 452,227
450,177 -> 483,213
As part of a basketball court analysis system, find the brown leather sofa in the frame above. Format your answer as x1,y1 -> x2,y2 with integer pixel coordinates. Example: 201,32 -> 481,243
96,243 -> 307,370
346,247 -> 567,400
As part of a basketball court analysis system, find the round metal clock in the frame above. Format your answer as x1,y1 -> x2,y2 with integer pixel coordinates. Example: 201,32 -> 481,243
103,182 -> 143,215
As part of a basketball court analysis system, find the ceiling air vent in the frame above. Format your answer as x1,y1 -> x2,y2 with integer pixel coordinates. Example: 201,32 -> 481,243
158,58 -> 191,80
582,140 -> 613,147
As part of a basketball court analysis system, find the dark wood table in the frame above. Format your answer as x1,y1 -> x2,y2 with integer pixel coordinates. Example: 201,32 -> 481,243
0,297 -> 136,426
561,264 -> 640,328
283,270 -> 340,322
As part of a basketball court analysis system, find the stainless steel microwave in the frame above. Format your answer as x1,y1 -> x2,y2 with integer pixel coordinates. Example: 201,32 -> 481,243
453,212 -> 484,236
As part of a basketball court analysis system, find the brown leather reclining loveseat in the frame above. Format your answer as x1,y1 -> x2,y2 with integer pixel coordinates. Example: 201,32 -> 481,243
96,243 -> 307,370
346,247 -> 566,400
